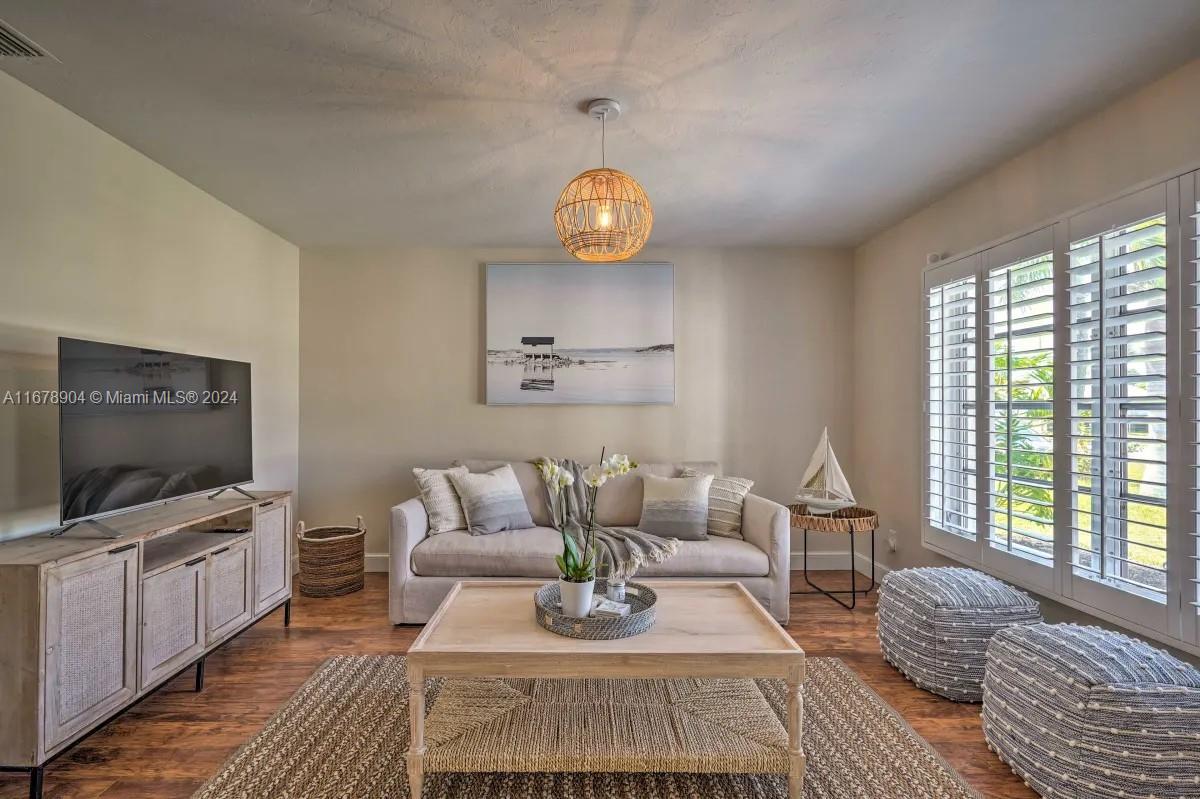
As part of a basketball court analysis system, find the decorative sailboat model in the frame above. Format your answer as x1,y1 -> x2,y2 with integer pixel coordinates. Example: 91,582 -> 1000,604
794,427 -> 856,515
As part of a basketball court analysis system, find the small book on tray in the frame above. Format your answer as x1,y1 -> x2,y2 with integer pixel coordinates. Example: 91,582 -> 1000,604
590,597 -> 632,618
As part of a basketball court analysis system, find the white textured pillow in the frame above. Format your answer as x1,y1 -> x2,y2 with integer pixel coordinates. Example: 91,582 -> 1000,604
448,464 -> 534,536
412,466 -> 468,534
638,473 -> 713,540
681,467 -> 754,540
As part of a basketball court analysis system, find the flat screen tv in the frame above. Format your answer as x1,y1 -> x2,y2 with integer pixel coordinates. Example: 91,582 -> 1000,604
58,338 -> 253,524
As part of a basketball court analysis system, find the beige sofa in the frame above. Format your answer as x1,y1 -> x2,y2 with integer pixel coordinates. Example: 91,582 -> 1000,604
389,459 -> 792,624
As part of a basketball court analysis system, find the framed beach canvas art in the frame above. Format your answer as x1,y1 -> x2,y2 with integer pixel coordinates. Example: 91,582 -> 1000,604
485,263 -> 674,405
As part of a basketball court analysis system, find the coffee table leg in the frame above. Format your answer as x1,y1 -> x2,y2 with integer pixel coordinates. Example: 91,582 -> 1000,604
408,666 -> 425,798
787,667 -> 804,799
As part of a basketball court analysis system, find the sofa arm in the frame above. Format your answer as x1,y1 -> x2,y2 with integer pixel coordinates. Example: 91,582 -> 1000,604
389,497 -> 429,624
741,493 -> 791,623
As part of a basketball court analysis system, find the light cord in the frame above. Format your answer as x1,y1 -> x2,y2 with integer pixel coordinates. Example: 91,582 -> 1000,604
601,111 -> 606,168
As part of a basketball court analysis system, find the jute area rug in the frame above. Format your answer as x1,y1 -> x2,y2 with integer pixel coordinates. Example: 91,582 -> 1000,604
194,655 -> 981,799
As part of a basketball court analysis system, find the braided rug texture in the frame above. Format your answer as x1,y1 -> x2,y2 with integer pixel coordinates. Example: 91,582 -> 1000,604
193,654 -> 981,799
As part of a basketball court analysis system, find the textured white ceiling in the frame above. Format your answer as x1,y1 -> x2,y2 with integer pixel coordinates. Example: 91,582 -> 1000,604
4,1 -> 1200,248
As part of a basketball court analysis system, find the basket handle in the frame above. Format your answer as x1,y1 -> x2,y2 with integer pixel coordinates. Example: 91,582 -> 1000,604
296,517 -> 367,543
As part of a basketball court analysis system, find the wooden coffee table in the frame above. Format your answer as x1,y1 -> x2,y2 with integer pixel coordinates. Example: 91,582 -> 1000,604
406,580 -> 805,797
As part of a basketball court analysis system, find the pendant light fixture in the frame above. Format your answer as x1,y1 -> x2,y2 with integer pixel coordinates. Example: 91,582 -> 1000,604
553,99 -> 653,262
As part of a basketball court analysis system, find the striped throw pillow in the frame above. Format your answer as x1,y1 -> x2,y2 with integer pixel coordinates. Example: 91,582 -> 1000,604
638,473 -> 713,540
682,467 -> 754,540
412,466 -> 468,534
448,464 -> 534,536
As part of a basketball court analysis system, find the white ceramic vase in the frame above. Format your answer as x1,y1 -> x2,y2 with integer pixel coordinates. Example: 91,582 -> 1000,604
559,576 -> 595,618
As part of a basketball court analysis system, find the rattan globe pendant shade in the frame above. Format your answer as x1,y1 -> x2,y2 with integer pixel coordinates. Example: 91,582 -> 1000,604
553,100 -> 653,262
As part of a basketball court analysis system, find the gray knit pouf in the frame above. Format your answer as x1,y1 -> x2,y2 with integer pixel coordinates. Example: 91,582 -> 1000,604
876,567 -> 1041,701
983,623 -> 1200,799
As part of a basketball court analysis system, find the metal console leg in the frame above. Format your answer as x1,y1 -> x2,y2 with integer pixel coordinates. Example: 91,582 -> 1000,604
195,657 -> 205,692
1,766 -> 42,799
793,527 -> 877,610
284,598 -> 292,627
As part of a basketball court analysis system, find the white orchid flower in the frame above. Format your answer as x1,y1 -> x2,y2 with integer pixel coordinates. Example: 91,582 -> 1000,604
607,453 -> 631,474
582,463 -> 608,488
558,471 -> 574,488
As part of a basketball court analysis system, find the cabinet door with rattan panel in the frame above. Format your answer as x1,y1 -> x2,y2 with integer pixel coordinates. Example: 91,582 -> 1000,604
207,538 -> 252,644
253,501 -> 289,615
140,559 -> 206,691
44,544 -> 139,753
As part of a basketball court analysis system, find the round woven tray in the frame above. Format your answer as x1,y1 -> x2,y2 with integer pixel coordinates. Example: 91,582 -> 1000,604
788,504 -> 879,533
534,580 -> 657,640
296,516 -> 366,598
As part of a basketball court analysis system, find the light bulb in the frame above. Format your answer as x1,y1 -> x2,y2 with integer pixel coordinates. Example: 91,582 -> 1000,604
597,203 -> 612,229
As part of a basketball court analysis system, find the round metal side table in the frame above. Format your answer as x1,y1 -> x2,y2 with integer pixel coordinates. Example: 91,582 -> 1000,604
788,504 -> 879,610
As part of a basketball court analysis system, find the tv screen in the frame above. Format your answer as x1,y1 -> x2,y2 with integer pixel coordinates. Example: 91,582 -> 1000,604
58,338 -> 253,523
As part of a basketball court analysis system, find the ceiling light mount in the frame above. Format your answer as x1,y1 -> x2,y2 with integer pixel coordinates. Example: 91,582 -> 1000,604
586,98 -> 621,121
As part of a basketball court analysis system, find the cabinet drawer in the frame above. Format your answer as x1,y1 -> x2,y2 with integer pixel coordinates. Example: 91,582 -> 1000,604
44,544 -> 139,751
207,538 -> 253,644
140,558 -> 205,690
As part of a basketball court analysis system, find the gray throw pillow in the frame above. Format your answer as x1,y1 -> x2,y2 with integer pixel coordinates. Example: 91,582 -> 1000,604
638,473 -> 713,541
681,467 -> 754,540
413,466 -> 469,534
448,464 -> 534,536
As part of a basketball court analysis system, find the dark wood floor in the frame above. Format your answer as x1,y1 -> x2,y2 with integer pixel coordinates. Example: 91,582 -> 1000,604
0,572 -> 1035,799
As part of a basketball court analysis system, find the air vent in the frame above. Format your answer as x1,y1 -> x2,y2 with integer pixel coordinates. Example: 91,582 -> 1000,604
0,18 -> 50,58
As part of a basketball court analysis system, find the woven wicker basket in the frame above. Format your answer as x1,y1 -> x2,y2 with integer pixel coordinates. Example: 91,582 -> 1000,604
788,504 -> 879,533
534,580 -> 657,640
296,516 -> 366,598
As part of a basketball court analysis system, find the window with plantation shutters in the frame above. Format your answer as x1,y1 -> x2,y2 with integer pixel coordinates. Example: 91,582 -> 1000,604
926,275 -> 978,541
986,250 -> 1055,566
1066,212 -> 1169,603
921,175 -> 1200,655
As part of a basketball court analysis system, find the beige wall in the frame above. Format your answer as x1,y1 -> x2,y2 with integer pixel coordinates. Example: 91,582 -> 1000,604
852,57 -> 1200,571
0,72 -> 300,539
300,247 -> 854,556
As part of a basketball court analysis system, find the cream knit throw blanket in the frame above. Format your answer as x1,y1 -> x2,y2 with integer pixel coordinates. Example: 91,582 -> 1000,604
541,458 -> 679,580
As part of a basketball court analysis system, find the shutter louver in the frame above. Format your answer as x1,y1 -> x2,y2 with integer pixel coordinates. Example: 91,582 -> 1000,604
1067,214 -> 1169,602
986,251 -> 1055,564
927,276 -> 978,540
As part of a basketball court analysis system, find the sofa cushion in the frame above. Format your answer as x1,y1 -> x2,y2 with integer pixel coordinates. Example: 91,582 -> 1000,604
637,536 -> 767,577
455,459 -> 722,529
594,461 -> 723,527
411,526 -> 767,578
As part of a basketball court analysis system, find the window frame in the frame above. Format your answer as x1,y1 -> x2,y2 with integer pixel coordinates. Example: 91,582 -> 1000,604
920,173 -> 1198,657
1182,170 -> 1200,648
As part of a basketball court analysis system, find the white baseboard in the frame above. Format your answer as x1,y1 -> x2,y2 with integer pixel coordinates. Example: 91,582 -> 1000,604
790,550 -> 889,579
